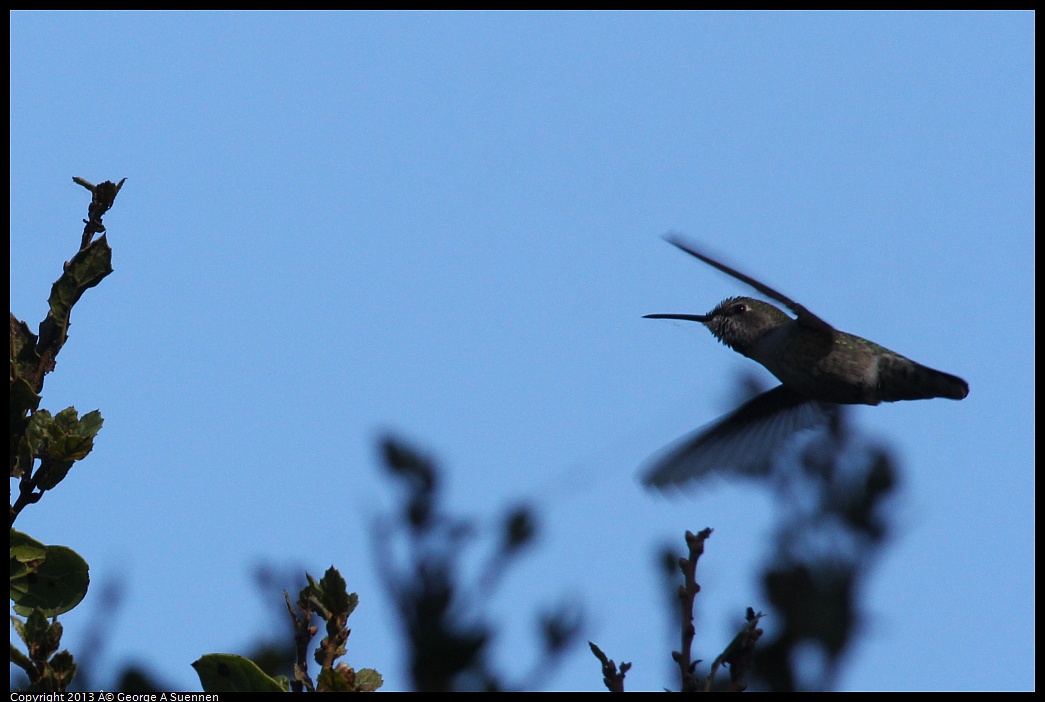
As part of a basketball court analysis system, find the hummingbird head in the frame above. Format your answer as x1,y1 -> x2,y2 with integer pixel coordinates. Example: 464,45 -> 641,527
645,296 -> 792,356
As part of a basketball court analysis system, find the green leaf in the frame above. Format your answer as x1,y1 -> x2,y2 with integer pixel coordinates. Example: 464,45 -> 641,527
75,409 -> 103,436
10,640 -> 34,673
16,608 -> 61,658
11,544 -> 89,616
192,654 -> 288,693
47,650 -> 77,688
316,665 -> 382,692
10,376 -> 42,420
9,316 -> 43,475
47,235 -> 114,336
9,315 -> 42,385
317,666 -> 353,692
11,613 -> 29,647
9,378 -> 42,478
354,668 -> 384,692
24,407 -> 103,491
25,409 -> 53,453
10,529 -> 48,563
316,566 -> 355,619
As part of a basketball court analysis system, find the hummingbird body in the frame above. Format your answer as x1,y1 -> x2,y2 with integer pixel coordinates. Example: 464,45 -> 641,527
700,296 -> 969,406
642,237 -> 968,488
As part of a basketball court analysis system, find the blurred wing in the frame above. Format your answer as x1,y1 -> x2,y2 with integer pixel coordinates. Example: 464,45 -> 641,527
663,234 -> 835,335
641,385 -> 838,489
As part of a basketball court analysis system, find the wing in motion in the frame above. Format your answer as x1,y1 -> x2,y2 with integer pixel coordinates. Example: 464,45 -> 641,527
663,234 -> 835,335
642,385 -> 838,488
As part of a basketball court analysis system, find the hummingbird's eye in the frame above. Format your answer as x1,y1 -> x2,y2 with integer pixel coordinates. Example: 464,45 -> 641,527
733,303 -> 748,314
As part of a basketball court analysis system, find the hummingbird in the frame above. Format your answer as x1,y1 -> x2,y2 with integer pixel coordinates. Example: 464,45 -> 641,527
642,235 -> 969,488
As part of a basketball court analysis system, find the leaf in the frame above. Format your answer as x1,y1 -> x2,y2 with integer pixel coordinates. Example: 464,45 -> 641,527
10,640 -> 34,673
10,529 -> 48,562
24,407 -> 103,490
9,315 -> 43,388
316,566 -> 355,619
317,666 -> 354,692
9,531 -> 47,600
15,608 -> 62,658
192,654 -> 288,693
9,377 -> 42,431
11,543 -> 90,616
354,668 -> 384,692
317,665 -> 383,692
47,236 -> 114,330
9,315 -> 43,477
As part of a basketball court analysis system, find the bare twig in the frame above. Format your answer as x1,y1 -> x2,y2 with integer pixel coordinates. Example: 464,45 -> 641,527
589,641 -> 630,692
72,177 -> 126,249
284,591 -> 316,692
672,527 -> 712,691
705,607 -> 764,691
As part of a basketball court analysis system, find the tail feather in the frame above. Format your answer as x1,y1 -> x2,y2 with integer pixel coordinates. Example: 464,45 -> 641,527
877,356 -> 969,402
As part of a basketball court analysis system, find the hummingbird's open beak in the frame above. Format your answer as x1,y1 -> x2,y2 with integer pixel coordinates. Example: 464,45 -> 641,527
644,313 -> 711,323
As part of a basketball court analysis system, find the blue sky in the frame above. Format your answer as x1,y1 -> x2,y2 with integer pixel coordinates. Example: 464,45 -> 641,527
10,12 -> 1033,692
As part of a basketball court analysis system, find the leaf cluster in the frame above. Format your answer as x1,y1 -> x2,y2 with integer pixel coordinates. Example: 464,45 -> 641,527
10,177 -> 123,692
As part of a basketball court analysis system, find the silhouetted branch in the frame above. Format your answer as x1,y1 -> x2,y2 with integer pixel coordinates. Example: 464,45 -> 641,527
672,527 -> 712,691
706,607 -> 764,692
589,642 -> 630,692
72,177 -> 125,249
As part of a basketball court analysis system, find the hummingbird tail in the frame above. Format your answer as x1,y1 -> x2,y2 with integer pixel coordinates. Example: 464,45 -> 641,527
877,357 -> 970,402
